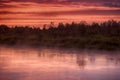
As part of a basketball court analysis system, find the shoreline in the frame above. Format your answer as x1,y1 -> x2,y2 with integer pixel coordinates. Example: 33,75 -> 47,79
0,20 -> 120,50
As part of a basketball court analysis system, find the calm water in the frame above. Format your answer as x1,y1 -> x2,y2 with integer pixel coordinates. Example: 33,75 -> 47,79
0,46 -> 120,80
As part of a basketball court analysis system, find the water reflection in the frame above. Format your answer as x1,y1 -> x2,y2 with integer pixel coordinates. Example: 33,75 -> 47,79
0,46 -> 120,80
76,54 -> 86,69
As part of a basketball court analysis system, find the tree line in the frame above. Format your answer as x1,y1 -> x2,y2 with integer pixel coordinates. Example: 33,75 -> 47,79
0,20 -> 120,50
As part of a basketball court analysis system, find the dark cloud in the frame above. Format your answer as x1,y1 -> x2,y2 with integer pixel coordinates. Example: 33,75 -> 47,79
104,2 -> 120,8
0,0 -> 120,8
0,17 -> 68,20
0,9 -> 119,16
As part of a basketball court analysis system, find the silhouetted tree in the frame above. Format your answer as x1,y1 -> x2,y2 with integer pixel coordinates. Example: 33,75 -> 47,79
0,20 -> 120,49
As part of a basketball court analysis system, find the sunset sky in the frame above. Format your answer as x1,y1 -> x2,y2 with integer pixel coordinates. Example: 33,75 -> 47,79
0,0 -> 120,27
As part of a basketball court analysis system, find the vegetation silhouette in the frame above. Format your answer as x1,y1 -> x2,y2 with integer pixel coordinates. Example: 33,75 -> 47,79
0,20 -> 120,50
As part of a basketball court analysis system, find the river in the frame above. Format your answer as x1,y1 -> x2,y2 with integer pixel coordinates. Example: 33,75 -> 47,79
0,46 -> 120,80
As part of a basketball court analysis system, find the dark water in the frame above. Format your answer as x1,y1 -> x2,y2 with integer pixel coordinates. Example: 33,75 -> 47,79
0,46 -> 120,80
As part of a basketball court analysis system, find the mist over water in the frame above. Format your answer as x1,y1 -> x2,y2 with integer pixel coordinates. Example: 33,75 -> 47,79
0,46 -> 120,80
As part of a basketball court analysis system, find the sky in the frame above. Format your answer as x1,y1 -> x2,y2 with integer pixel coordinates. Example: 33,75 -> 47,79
0,0 -> 120,27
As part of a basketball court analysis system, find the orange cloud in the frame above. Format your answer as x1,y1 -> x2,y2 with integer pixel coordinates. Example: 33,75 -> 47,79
0,1 -> 120,26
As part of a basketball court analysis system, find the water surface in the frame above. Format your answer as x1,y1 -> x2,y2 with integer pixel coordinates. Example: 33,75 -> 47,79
0,46 -> 120,80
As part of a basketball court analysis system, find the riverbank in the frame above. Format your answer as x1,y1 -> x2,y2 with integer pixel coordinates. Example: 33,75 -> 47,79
0,20 -> 120,50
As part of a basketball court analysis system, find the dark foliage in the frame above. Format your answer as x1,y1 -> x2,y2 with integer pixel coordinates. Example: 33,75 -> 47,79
0,20 -> 120,50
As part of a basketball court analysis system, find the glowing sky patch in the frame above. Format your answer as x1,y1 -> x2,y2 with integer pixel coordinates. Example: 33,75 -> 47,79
0,0 -> 120,26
